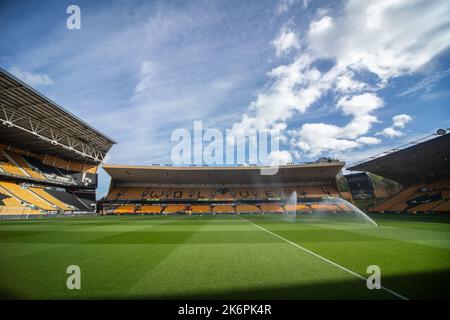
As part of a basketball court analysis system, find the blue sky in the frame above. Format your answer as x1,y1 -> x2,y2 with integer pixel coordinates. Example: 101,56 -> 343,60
1,0 -> 449,197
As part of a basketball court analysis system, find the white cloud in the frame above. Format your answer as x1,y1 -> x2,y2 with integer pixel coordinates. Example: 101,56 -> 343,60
307,0 -> 450,80
293,123 -> 359,155
134,60 -> 157,94
334,71 -> 367,93
377,113 -> 412,138
392,114 -> 412,128
309,16 -> 334,35
290,93 -> 383,156
398,69 -> 450,97
277,0 -> 304,14
337,93 -> 383,117
9,67 -> 55,86
377,127 -> 404,138
268,150 -> 293,165
230,0 -> 450,158
356,136 -> 381,145
272,29 -> 300,56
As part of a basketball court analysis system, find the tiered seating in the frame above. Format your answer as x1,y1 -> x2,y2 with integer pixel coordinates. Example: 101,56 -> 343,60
236,204 -> 260,213
123,187 -> 148,199
4,151 -> 44,180
212,205 -> 235,213
166,188 -> 195,199
145,188 -> 168,199
0,144 -> 97,174
234,188 -> 258,200
370,185 -> 417,212
259,204 -> 284,213
337,202 -> 353,211
76,195 -> 96,209
0,181 -> 56,211
107,187 -> 127,200
0,152 -> 29,177
163,204 -> 186,213
432,200 -> 450,212
310,204 -> 340,212
113,205 -> 136,214
406,190 -> 450,212
137,205 -> 161,214
0,180 -> 84,212
0,186 -> 41,215
190,205 -> 211,213
29,187 -> 73,210
107,184 -> 336,201
45,189 -> 89,210
214,187 -> 234,200
0,207 -> 41,215
284,204 -> 311,212
340,191 -> 352,201
104,183 -> 349,215
192,188 -> 216,200
23,155 -> 74,184
371,177 -> 450,213
0,187 -> 24,207
321,184 -> 340,196
302,186 -> 326,196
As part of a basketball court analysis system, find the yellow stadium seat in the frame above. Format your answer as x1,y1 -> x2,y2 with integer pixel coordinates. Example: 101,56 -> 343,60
4,151 -> 44,180
29,187 -> 73,210
212,205 -> 235,213
0,181 -> 56,211
137,205 -> 161,214
236,204 -> 260,213
0,152 -> 29,177
113,205 -> 136,214
190,205 -> 211,213
259,203 -> 284,213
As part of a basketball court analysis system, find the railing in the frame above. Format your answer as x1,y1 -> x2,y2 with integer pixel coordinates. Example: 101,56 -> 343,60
0,169 -> 75,187
0,206 -> 39,215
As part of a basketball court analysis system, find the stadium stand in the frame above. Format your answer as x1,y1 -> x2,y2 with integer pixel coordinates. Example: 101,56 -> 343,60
163,204 -> 186,214
189,205 -> 211,213
349,131 -> 450,213
212,205 -> 236,214
102,161 -> 354,215
137,205 -> 162,214
259,203 -> 284,213
236,204 -> 260,213
0,68 -> 115,217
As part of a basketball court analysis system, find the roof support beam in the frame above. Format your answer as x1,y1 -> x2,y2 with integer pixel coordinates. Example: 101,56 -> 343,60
0,108 -> 104,162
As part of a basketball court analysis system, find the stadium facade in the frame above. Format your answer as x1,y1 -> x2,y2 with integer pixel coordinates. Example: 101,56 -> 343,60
102,160 -> 356,214
0,68 -> 115,217
348,131 -> 450,213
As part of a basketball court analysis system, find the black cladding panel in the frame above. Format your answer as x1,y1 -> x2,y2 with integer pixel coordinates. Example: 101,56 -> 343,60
345,173 -> 374,200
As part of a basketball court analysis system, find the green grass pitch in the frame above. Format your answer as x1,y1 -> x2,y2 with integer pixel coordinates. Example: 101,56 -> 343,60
0,214 -> 449,299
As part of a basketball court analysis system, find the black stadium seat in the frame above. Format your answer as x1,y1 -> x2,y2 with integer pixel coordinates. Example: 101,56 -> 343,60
45,189 -> 88,210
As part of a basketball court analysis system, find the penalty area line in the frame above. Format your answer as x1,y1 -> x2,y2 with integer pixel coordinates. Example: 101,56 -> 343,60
240,216 -> 409,300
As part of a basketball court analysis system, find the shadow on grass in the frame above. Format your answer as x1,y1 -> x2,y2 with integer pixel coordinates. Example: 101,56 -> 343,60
138,270 -> 450,300
2,270 -> 448,300
368,213 -> 450,224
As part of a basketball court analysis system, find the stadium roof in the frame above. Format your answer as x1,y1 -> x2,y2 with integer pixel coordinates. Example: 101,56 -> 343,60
348,132 -> 450,185
103,161 -> 345,185
0,68 -> 116,163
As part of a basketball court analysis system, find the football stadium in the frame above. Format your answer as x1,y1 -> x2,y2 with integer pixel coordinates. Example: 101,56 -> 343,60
0,66 -> 449,301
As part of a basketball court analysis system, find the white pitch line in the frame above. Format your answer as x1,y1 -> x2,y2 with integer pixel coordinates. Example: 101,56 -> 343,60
240,216 -> 409,300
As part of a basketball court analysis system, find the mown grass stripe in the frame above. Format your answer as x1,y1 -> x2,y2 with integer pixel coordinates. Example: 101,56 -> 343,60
240,216 -> 409,300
